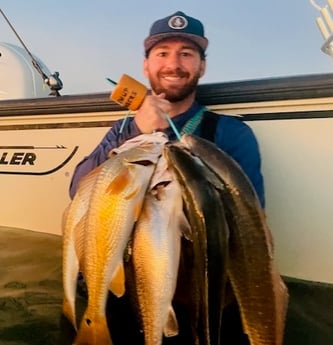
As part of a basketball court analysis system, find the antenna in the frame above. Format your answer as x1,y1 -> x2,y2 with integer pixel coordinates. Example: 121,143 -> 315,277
311,0 -> 333,57
0,8 -> 63,96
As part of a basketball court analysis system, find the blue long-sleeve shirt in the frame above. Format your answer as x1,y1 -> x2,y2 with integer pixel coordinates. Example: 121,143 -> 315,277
69,101 -> 265,207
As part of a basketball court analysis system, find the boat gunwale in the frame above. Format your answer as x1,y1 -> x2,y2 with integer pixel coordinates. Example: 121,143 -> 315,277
1,73 -> 333,117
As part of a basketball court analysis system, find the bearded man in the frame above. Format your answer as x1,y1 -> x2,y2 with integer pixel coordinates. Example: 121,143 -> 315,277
69,11 -> 264,207
69,12 -> 264,345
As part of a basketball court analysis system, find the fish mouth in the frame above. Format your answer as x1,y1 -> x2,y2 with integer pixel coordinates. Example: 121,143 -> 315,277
128,159 -> 156,166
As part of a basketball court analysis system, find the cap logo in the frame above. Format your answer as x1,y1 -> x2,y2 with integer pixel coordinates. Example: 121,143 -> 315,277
168,15 -> 188,30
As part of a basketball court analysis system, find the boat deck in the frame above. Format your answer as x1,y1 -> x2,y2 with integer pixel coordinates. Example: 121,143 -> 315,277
0,226 -> 332,344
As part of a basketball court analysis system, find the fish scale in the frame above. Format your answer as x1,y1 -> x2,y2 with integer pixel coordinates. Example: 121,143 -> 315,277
74,150 -> 159,345
181,134 -> 289,345
62,133 -> 169,345
165,144 -> 229,345
132,155 -> 183,345
225,198 -> 288,345
62,165 -> 101,330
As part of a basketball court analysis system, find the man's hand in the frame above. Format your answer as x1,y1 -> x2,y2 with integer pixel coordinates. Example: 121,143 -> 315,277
134,93 -> 171,133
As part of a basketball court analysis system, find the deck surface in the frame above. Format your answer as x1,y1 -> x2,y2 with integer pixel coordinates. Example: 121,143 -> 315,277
0,226 -> 332,345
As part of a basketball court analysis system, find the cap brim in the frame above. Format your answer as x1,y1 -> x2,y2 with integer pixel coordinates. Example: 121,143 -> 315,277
144,33 -> 208,53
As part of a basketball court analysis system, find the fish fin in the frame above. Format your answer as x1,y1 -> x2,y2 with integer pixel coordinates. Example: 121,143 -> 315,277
74,214 -> 86,265
75,313 -> 112,345
133,199 -> 145,221
105,166 -> 131,196
179,212 -> 193,241
109,262 -> 126,297
62,297 -> 78,331
163,305 -> 179,338
62,233 -> 79,330
61,205 -> 70,236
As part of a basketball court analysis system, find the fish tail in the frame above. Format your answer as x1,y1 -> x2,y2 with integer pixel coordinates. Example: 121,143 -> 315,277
62,298 -> 77,330
75,313 -> 112,345
163,305 -> 179,337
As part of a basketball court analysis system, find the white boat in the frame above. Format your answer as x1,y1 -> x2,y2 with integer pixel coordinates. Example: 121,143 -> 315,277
0,42 -> 53,99
1,41 -> 332,284
0,40 -> 332,344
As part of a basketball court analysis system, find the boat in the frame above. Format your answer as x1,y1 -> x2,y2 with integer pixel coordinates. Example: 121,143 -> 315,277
1,48 -> 332,283
1,4 -> 333,341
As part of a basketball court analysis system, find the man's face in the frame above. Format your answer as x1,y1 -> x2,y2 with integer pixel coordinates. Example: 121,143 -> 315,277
143,38 -> 206,103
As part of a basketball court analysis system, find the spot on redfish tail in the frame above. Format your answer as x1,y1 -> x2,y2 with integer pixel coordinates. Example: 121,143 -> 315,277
75,313 -> 112,345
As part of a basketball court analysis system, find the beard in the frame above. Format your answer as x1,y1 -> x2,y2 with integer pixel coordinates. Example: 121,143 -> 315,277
149,69 -> 201,103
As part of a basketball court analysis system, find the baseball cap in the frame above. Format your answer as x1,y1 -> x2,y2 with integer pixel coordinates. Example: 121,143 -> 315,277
144,11 -> 208,55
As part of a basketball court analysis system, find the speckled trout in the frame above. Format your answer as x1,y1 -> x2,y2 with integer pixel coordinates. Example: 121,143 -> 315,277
62,133 -> 169,345
164,143 -> 229,345
132,154 -> 187,345
180,134 -> 289,345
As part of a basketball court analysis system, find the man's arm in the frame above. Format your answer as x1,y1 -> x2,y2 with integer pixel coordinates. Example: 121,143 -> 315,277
215,116 -> 265,208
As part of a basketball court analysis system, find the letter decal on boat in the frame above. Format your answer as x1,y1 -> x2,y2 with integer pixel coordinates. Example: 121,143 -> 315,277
0,145 -> 78,175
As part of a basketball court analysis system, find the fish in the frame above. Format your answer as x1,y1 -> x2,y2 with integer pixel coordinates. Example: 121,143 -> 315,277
164,143 -> 229,345
132,154 -> 187,345
62,166 -> 97,331
180,134 -> 289,345
62,133 -> 169,345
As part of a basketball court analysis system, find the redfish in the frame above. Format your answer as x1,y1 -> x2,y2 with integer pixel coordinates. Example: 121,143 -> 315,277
132,154 -> 187,345
62,133 -> 168,345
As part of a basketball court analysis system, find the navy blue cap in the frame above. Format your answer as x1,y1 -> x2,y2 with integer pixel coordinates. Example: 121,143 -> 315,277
144,11 -> 208,54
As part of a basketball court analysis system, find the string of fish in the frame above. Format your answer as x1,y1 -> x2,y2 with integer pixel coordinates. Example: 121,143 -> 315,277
119,107 -> 207,139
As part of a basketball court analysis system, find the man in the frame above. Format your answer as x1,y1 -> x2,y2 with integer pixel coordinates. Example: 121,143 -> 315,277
69,10 -> 265,208
69,11 -> 264,345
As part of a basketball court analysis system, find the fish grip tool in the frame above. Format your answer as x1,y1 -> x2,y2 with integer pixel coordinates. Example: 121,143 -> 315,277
107,74 -> 181,140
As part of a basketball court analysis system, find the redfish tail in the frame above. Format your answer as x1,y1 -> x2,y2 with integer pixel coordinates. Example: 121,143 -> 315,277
163,305 -> 179,337
74,313 -> 112,345
62,297 -> 77,331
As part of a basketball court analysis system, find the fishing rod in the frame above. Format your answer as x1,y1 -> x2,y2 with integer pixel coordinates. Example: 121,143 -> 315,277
0,8 -> 63,96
